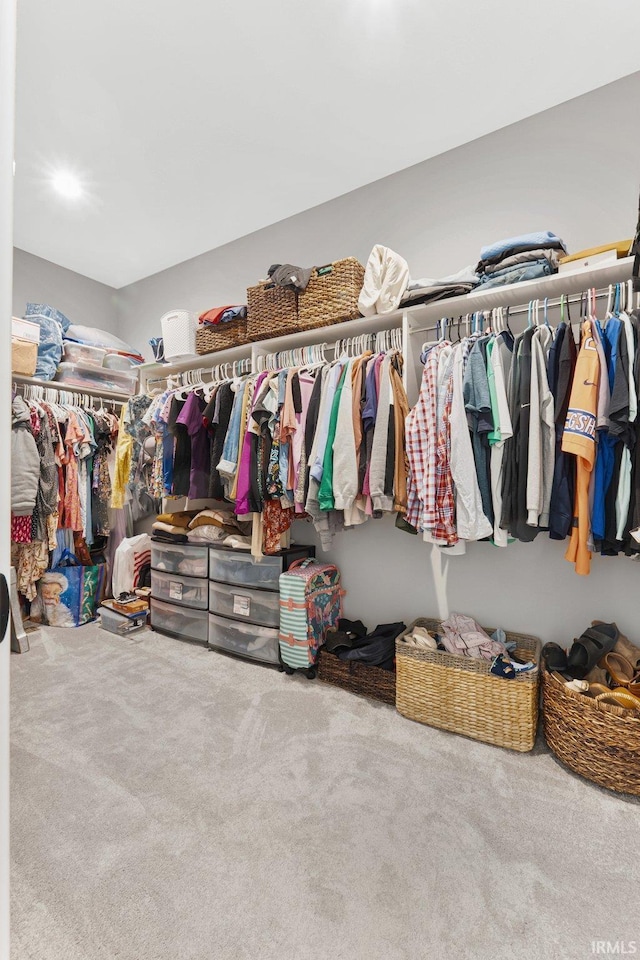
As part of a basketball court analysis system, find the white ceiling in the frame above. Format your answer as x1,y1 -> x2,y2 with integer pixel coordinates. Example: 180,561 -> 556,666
13,0 -> 640,289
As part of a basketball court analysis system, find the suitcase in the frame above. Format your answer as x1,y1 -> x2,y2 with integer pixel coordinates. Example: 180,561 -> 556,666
278,559 -> 342,678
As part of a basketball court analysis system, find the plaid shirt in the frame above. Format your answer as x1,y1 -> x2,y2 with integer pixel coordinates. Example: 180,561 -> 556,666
433,357 -> 457,544
406,343 -> 443,531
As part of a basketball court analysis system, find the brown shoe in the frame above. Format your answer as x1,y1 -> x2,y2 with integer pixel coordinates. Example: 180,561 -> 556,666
592,621 -> 640,669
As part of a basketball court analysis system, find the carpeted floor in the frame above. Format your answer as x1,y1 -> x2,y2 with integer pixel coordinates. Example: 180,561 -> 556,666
10,624 -> 640,960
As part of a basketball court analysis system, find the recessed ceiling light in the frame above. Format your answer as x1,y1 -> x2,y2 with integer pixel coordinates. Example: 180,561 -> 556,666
51,170 -> 84,200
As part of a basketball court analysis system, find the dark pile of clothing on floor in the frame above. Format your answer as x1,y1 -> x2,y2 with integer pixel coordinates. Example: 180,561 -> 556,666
322,619 -> 406,671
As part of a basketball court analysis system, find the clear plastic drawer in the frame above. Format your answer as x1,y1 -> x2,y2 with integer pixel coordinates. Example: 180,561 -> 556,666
151,570 -> 209,610
152,543 -> 209,578
209,581 -> 279,628
208,612 -> 280,666
150,598 -> 208,644
209,548 -> 281,590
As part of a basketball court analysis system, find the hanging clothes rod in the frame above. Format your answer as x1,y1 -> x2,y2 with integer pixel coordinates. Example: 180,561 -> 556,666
410,282 -> 638,335
12,375 -> 129,404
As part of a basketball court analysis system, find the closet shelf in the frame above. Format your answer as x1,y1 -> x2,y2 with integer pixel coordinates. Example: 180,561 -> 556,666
138,342 -> 252,381
138,256 -> 635,394
404,256 -> 635,332
251,309 -> 403,355
12,374 -> 131,402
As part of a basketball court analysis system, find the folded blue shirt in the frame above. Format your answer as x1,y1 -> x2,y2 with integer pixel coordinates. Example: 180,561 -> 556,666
477,258 -> 555,290
480,231 -> 566,263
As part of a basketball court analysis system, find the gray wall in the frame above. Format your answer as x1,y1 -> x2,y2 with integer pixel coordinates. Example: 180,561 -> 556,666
117,73 -> 640,360
12,247 -> 118,332
32,73 -> 640,643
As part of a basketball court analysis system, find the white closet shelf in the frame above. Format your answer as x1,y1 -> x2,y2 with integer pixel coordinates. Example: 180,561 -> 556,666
252,309 -> 403,355
12,374 -> 131,402
138,341 -> 252,380
404,256 -> 635,332
138,256 -> 635,395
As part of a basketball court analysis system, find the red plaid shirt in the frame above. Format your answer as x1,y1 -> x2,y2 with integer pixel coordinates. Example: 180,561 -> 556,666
406,344 -> 442,531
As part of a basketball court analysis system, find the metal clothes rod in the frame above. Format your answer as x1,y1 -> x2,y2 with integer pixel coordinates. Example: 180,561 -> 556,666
410,286 -> 633,335
12,375 -> 129,404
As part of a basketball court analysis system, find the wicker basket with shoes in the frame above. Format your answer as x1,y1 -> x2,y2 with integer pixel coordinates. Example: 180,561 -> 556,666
246,281 -> 299,341
395,618 -> 540,752
541,625 -> 640,795
297,257 -> 365,331
542,669 -> 640,795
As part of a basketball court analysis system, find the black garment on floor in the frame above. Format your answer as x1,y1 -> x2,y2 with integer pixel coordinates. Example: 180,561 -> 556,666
336,622 -> 406,672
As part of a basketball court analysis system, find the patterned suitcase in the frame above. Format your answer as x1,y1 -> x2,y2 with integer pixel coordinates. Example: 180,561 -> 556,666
279,559 -> 342,678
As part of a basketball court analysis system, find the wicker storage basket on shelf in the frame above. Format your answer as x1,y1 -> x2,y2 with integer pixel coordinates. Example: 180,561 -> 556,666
297,257 -> 365,331
246,282 -> 299,342
542,669 -> 640,795
195,318 -> 249,355
395,619 -> 540,752
317,650 -> 396,706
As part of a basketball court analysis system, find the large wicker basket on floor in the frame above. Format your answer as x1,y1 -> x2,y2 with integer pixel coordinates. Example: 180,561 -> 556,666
247,281 -> 299,341
395,619 -> 540,752
542,669 -> 640,795
195,318 -> 249,355
297,257 -> 365,331
317,649 -> 396,706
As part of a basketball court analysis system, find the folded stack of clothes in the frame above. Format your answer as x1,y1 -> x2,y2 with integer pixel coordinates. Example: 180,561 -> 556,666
198,305 -> 247,327
187,508 -> 252,549
476,231 -> 567,289
151,508 -> 252,549
400,265 -> 479,307
151,511 -> 195,544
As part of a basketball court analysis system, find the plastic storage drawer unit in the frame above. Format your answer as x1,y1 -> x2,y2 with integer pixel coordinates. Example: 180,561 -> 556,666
150,598 -> 209,644
151,570 -> 208,610
208,612 -> 280,665
63,343 -> 108,366
151,543 -> 209,579
208,581 -> 279,628
54,361 -> 139,395
209,550 -> 281,590
208,546 -> 315,590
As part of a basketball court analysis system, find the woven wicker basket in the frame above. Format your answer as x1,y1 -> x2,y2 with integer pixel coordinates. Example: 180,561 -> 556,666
297,257 -> 365,331
542,669 -> 640,795
195,319 -> 249,355
395,619 -> 540,752
247,282 -> 298,341
317,650 -> 396,705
